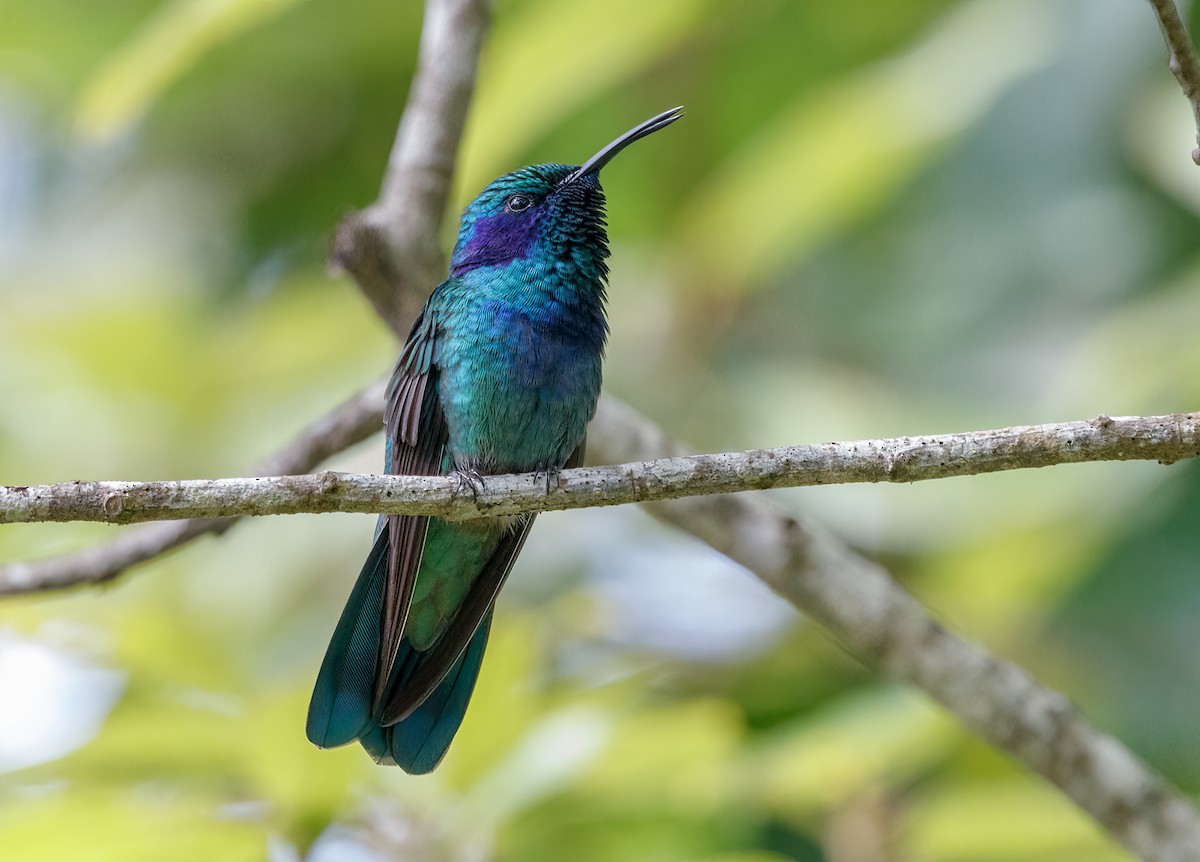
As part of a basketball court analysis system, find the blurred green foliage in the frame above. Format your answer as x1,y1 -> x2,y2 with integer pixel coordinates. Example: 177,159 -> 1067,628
2,0 -> 1200,859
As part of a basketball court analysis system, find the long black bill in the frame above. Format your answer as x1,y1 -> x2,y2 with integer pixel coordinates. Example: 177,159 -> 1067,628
563,106 -> 684,185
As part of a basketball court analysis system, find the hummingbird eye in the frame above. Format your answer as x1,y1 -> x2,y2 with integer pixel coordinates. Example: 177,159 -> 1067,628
504,193 -> 534,214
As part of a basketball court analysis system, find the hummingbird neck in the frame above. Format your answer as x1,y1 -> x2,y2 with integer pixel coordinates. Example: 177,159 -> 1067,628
469,252 -> 608,316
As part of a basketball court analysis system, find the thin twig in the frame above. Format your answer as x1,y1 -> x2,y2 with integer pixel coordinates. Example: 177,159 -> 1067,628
1147,0 -> 1200,164
2,411 -> 1198,530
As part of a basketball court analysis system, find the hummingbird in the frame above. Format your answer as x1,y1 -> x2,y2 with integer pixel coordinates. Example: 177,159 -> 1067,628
306,107 -> 683,772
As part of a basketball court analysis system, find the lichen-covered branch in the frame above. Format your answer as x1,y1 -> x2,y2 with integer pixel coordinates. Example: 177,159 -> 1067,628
330,0 -> 491,332
1147,0 -> 1200,164
3,410 -> 1197,529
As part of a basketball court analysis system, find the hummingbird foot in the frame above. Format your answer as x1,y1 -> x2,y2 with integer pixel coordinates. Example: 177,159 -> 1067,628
532,465 -> 566,493
449,467 -> 487,500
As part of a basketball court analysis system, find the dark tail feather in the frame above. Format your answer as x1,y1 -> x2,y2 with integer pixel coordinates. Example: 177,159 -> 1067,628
357,724 -> 397,766
387,610 -> 493,773
308,525 -> 495,772
388,612 -> 492,773
355,611 -> 494,773
306,529 -> 387,749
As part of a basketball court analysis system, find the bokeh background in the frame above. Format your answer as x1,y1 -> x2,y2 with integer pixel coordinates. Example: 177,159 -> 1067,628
3,0 -> 1200,859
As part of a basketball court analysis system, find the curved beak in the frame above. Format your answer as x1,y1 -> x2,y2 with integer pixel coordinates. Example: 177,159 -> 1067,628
563,106 -> 684,185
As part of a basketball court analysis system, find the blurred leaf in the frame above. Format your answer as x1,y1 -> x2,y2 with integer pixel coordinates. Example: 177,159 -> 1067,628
578,698 -> 744,810
1047,462 -> 1200,788
460,706 -> 612,836
676,0 -> 1057,290
457,0 -> 709,194
1063,259 -> 1200,410
904,779 -> 1128,861
0,787 -> 264,862
754,686 -> 958,818
1126,79 -> 1200,216
74,0 -> 303,141
240,683 -> 364,844
915,520 -> 1103,641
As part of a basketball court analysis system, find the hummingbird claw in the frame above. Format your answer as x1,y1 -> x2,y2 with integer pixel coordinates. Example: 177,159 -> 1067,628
533,464 -> 565,493
449,467 -> 486,500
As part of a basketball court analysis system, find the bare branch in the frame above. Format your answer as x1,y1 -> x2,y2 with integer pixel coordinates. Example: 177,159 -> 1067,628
1147,0 -> 1200,164
0,518 -> 217,597
0,380 -> 385,595
586,398 -> 1200,862
330,0 -> 491,333
2,410 -> 1198,526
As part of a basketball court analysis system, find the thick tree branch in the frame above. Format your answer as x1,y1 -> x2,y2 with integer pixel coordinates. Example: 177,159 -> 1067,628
329,0 -> 490,331
3,411 -> 1198,528
1147,0 -> 1200,164
585,399 -> 1200,862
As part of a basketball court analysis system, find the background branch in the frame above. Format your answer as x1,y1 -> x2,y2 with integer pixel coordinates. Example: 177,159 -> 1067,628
3,410 -> 1198,528
1147,0 -> 1200,163
330,0 -> 490,331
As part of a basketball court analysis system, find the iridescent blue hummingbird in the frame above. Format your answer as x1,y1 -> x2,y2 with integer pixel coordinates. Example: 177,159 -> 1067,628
307,107 -> 683,772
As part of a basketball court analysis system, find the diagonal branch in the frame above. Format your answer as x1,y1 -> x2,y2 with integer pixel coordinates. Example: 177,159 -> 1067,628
1147,0 -> 1200,164
3,411 -> 1198,529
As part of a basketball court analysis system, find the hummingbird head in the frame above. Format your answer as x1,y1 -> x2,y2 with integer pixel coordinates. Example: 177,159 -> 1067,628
449,107 -> 683,280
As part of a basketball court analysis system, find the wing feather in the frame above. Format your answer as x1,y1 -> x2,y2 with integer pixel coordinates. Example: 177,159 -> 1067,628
376,308 -> 447,709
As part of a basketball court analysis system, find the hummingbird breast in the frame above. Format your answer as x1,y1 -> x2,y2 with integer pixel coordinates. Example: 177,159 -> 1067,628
434,274 -> 607,475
